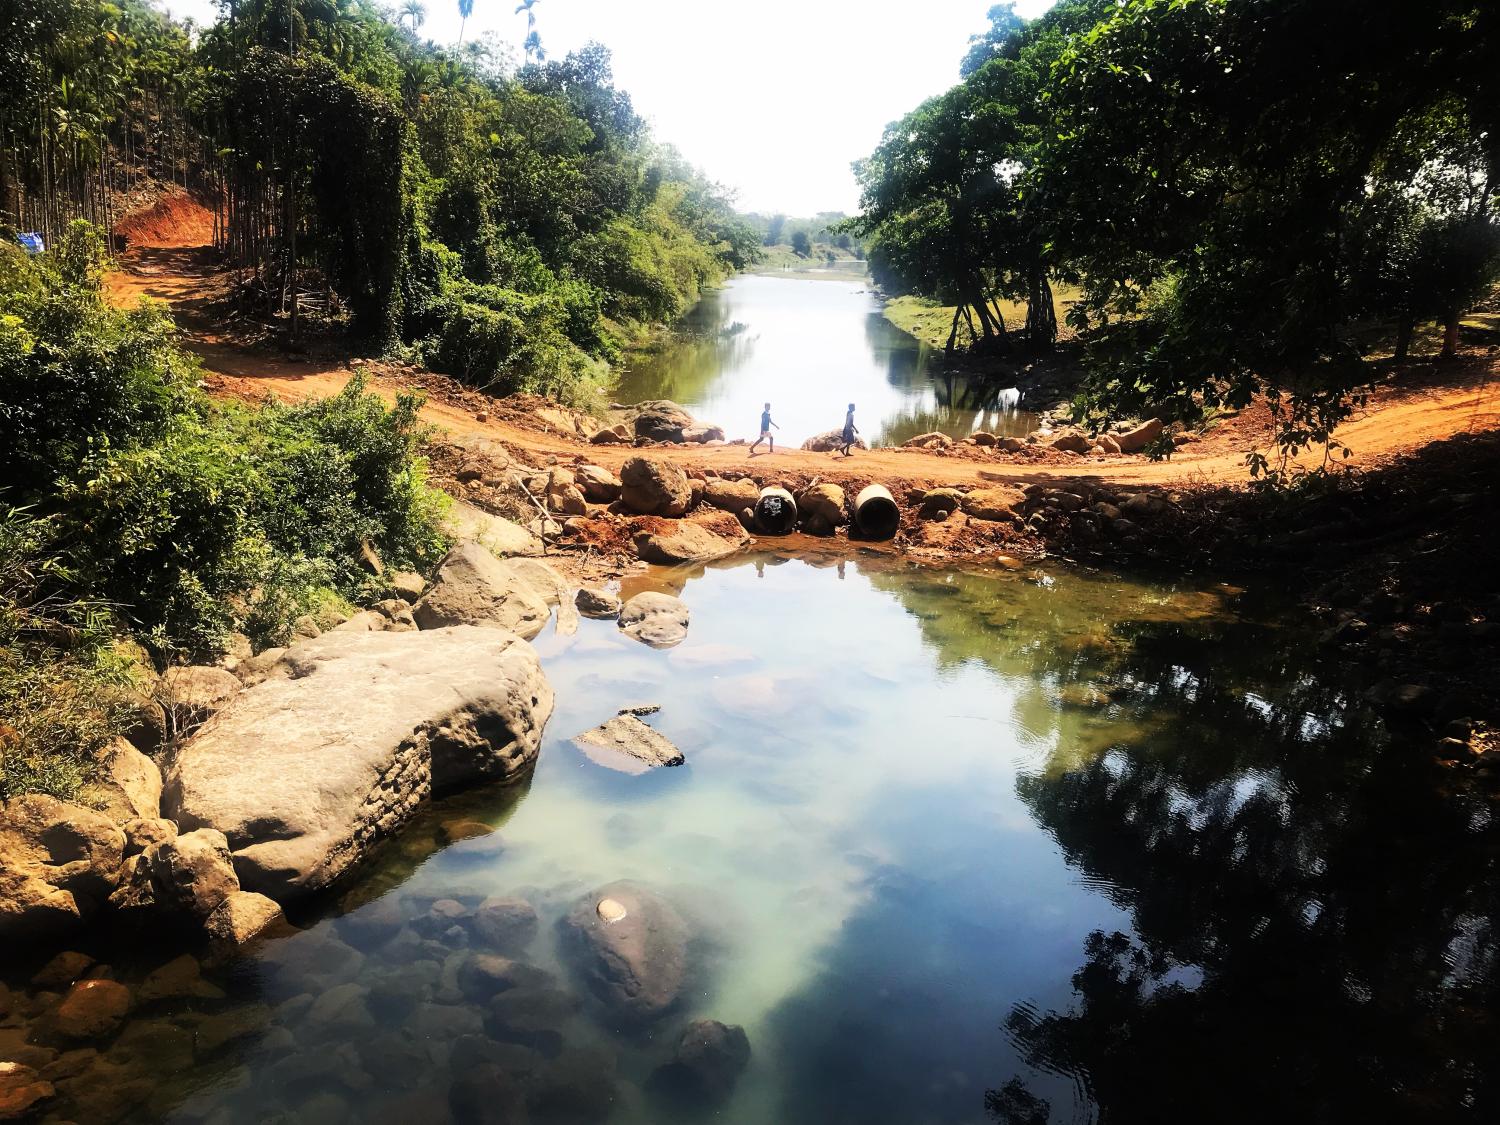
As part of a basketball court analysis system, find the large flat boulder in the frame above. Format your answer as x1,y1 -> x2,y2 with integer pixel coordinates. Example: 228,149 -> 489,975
163,627 -> 554,902
413,541 -> 552,638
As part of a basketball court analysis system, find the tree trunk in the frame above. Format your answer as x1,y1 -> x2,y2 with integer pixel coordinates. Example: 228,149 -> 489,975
944,305 -> 961,359
1393,315 -> 1414,362
1025,272 -> 1057,354
1439,310 -> 1460,359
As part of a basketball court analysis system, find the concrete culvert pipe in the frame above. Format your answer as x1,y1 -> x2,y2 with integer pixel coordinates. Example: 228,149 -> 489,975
754,487 -> 799,535
853,484 -> 901,540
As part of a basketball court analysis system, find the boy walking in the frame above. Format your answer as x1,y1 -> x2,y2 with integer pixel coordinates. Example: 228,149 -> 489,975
838,403 -> 859,457
750,401 -> 779,454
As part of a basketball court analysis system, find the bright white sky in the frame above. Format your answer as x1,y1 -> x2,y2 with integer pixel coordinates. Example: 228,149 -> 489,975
157,1 -> 1055,215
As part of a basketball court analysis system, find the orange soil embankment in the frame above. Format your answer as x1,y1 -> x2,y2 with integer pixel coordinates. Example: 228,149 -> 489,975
114,188 -> 215,249
100,230 -> 1500,494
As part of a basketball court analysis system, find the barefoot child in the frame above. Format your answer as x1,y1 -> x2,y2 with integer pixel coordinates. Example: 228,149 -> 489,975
838,403 -> 859,457
750,401 -> 779,454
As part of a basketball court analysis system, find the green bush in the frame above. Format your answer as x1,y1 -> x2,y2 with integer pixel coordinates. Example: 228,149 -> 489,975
1,226 -> 451,665
0,507 -> 135,802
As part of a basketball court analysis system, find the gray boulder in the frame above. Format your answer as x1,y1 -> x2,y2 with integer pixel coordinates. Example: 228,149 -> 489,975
561,881 -> 689,1022
442,499 -> 543,558
163,626 -> 553,901
618,592 -> 690,649
413,542 -> 552,638
620,458 -> 691,517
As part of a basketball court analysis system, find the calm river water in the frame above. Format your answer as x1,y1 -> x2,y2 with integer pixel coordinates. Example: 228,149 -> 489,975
611,274 -> 1038,447
6,555 -> 1498,1124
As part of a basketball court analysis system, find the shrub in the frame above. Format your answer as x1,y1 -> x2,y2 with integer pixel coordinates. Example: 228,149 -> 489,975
2,226 -> 451,663
0,507 -> 134,802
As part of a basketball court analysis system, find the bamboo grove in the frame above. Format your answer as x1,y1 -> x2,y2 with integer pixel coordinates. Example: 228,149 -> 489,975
0,0 -> 762,401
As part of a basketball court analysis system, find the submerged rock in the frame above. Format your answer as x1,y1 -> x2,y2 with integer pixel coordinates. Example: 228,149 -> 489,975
47,979 -> 131,1043
0,1062 -> 54,1120
471,897 -> 539,953
648,1019 -> 751,1104
163,627 -> 553,901
561,881 -> 689,1022
618,592 -> 690,649
574,713 -> 685,774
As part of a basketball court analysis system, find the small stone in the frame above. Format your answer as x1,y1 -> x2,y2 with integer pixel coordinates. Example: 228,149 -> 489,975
0,1062 -> 54,1120
575,587 -> 622,619
121,817 -> 177,857
648,1019 -> 751,1104
597,898 -> 627,923
204,891 -> 286,946
138,954 -> 207,1004
575,714 -> 684,774
31,951 -> 95,990
471,897 -> 539,953
414,898 -> 472,938
48,979 -> 131,1043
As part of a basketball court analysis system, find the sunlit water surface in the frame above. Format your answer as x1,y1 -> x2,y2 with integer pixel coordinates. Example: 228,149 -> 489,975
611,274 -> 1039,447
7,555 -> 1499,1124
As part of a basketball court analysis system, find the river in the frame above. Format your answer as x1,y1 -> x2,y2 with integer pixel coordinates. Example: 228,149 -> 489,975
610,273 -> 1038,447
6,554 -> 1497,1123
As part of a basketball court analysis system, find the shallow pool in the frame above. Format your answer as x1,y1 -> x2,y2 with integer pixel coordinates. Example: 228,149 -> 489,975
6,554 -> 1498,1124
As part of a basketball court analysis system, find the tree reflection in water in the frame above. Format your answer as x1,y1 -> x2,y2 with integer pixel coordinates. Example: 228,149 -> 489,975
992,621 -> 1500,1124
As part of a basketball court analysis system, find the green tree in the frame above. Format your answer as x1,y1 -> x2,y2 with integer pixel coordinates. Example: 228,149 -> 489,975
790,229 -> 811,257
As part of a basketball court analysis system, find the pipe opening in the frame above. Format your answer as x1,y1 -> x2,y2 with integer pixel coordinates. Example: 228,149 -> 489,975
853,484 -> 901,540
754,487 -> 799,536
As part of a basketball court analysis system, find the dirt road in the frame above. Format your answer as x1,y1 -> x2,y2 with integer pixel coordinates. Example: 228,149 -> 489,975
104,222 -> 1500,493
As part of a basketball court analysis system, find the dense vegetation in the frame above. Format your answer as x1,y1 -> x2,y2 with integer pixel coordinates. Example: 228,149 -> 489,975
2,0 -> 760,404
740,211 -> 868,263
853,0 -> 1499,464
0,224 -> 449,798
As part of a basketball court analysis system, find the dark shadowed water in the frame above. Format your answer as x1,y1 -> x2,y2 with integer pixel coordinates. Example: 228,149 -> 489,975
610,275 -> 1039,447
5,556 -> 1499,1124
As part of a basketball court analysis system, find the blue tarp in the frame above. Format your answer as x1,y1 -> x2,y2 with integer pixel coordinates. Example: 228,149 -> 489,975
16,232 -> 44,254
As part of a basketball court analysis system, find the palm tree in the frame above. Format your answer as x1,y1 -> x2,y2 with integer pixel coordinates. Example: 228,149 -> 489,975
516,0 -> 542,62
398,0 -> 426,31
456,0 -> 473,46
